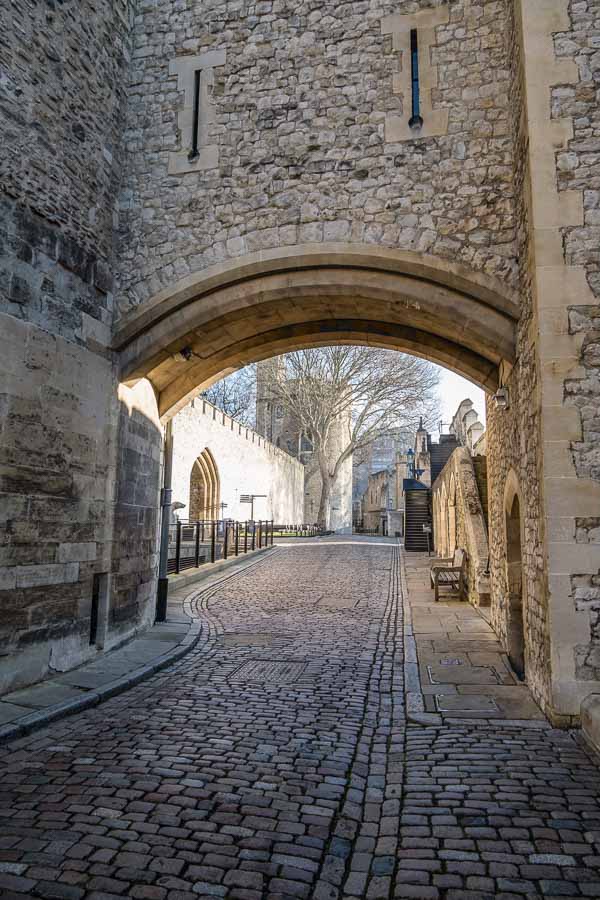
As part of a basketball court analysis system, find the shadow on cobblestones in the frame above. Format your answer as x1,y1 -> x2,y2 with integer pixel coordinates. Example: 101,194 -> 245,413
0,539 -> 599,899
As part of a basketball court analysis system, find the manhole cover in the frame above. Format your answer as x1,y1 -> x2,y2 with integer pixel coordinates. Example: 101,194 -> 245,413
435,694 -> 500,712
427,664 -> 502,685
229,659 -> 307,683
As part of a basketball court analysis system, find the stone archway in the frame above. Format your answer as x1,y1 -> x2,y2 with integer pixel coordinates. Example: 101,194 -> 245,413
113,245 -> 518,420
504,471 -> 525,681
105,242 -> 598,724
189,448 -> 220,520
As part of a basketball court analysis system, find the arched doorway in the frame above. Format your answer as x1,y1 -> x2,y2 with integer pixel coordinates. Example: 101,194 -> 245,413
505,475 -> 525,681
189,449 -> 220,520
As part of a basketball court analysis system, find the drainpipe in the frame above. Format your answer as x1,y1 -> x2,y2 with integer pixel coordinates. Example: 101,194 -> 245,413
156,419 -> 173,622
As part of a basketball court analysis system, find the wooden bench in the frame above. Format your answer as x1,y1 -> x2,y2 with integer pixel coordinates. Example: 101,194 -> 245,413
430,548 -> 467,602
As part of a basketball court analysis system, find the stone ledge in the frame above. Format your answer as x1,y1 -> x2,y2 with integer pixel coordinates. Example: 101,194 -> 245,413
0,550 -> 275,746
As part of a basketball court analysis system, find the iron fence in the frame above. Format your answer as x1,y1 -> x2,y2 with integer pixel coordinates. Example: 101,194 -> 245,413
271,524 -> 324,539
168,519 -> 274,575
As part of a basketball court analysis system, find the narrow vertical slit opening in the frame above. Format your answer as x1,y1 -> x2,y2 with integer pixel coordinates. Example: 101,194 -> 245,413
90,574 -> 100,645
90,572 -> 109,648
408,28 -> 423,130
188,69 -> 201,161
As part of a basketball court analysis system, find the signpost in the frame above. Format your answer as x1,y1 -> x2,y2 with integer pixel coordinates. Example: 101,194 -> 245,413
239,493 -> 267,521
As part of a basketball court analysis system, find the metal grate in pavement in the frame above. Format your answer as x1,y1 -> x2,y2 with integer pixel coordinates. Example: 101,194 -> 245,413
435,694 -> 500,713
228,659 -> 307,683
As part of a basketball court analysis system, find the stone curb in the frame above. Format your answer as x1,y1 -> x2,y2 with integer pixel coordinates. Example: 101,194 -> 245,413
399,545 -> 443,727
0,548 -> 277,747
0,626 -> 203,747
581,693 -> 600,757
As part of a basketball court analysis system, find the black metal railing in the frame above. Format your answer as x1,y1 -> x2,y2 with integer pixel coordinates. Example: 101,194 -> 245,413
168,519 -> 274,575
271,524 -> 324,539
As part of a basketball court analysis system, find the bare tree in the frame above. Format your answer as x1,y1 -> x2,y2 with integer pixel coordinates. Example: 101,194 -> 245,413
201,366 -> 256,426
270,347 -> 440,528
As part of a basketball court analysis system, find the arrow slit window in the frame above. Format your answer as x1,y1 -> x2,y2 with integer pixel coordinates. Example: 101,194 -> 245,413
189,70 -> 201,161
409,29 -> 423,129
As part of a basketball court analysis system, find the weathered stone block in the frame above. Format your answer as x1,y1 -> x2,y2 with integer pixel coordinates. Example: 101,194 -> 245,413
57,236 -> 94,283
0,568 -> 17,591
57,542 -> 97,564
9,274 -> 34,304
16,562 -> 79,589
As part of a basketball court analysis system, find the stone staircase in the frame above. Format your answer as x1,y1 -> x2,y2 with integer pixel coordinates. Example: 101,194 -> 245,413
404,488 -> 431,552
430,434 -> 460,482
404,436 -> 460,552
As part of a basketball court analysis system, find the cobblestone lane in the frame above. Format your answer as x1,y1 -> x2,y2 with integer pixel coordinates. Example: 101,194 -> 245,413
1,539 -> 600,900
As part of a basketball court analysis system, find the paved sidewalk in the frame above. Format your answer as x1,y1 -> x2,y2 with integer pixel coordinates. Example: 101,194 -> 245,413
403,553 -> 545,724
0,550 -> 273,744
0,537 -> 599,900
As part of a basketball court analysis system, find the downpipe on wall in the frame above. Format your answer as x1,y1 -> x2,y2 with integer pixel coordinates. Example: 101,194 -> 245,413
156,419 -> 173,622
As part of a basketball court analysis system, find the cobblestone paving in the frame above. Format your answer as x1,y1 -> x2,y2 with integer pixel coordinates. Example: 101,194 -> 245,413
1,538 -> 600,900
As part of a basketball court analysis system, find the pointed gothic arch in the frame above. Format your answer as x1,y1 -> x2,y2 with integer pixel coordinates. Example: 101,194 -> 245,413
504,470 -> 526,681
189,448 -> 221,520
447,473 -> 457,557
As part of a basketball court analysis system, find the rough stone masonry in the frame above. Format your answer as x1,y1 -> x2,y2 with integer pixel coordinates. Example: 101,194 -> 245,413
0,0 -> 599,725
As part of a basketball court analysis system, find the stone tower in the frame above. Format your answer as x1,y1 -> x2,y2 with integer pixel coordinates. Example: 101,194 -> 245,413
414,418 -> 432,486
255,357 -> 286,444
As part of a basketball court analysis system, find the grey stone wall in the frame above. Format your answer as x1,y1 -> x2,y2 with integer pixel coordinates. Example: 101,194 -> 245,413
432,447 -> 490,607
117,0 -> 517,315
485,0 -> 600,721
555,1 -> 600,683
0,1 -> 141,693
485,0 -> 550,714
110,381 -> 162,639
0,1 -> 134,284
0,307 -> 117,693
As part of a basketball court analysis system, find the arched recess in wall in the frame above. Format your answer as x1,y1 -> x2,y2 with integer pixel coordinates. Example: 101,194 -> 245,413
504,470 -> 526,681
438,483 -> 449,558
113,244 -> 519,421
448,473 -> 457,557
189,448 -> 221,520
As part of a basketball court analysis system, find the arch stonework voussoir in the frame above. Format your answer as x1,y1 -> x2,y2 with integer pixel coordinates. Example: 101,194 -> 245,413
114,244 -> 518,419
